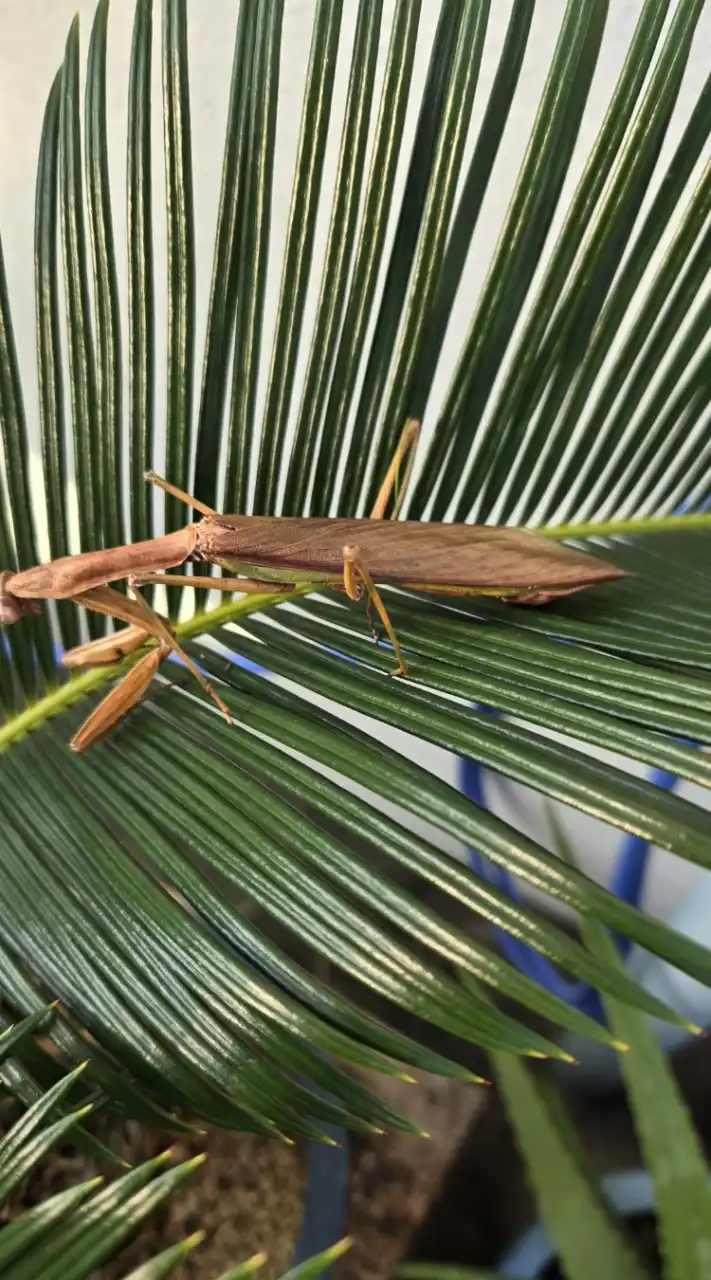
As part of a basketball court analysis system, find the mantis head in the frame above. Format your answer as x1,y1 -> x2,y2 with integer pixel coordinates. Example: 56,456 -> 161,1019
0,572 -> 41,625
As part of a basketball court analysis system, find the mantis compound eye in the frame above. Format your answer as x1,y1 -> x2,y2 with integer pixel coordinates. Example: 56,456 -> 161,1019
0,572 -> 41,625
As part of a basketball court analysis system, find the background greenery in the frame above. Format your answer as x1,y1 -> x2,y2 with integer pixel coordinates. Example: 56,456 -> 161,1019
0,1009 -> 351,1277
398,824 -> 711,1279
2,1 -> 711,1267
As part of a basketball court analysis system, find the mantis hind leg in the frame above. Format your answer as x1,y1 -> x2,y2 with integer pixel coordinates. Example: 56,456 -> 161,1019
342,546 -> 408,677
369,418 -> 420,521
364,418 -> 420,644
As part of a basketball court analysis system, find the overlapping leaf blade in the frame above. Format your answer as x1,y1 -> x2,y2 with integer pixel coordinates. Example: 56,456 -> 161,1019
490,1049 -> 653,1280
0,1070 -> 342,1278
0,1033 -> 335,1275
582,896 -> 711,1280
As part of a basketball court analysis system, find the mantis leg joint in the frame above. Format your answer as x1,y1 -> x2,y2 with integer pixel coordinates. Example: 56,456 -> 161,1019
341,546 -> 408,678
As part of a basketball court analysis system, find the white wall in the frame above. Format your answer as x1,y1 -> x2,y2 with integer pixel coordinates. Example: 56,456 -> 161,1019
2,0 -> 710,925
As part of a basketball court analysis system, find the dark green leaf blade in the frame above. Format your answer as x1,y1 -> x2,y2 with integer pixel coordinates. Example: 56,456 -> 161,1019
192,0 -> 258,512
162,0 -> 195,559
127,0 -> 155,550
224,0 -> 285,518
59,16 -> 101,558
492,1045 -> 652,1280
254,0 -> 345,515
86,0 -> 124,551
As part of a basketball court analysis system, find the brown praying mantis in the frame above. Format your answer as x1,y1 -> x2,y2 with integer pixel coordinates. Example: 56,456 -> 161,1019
0,421 -> 628,752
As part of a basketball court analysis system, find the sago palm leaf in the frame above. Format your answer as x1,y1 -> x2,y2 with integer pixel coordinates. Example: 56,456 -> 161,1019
397,819 -> 711,1279
0,1013 -> 346,1278
2,0 -> 711,1136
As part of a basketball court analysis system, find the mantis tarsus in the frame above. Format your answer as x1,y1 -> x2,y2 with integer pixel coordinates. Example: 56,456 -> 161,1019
0,421 -> 628,751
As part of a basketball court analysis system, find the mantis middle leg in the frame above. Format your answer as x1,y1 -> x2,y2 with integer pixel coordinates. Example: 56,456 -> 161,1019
342,546 -> 407,677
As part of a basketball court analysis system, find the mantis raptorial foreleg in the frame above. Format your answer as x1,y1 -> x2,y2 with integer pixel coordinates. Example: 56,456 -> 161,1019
61,583 -> 177,668
63,467 -> 226,674
62,572 -> 293,675
63,579 -> 232,750
69,643 -> 172,752
124,576 -> 231,721
62,623 -> 151,668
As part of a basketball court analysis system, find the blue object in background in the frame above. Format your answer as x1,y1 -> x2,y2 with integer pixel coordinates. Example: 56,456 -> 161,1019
292,1120 -> 350,1273
461,721 -> 711,1089
462,744 -> 686,1024
461,496 -> 711,1035
461,715 -> 711,1073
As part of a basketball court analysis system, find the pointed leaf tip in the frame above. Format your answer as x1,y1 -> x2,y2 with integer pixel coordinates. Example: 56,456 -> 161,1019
329,1237 -> 354,1260
242,1251 -> 268,1273
183,1229 -> 206,1249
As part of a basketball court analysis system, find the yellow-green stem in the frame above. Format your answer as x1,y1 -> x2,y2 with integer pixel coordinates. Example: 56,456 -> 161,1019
0,585 -> 309,753
539,513 -> 711,539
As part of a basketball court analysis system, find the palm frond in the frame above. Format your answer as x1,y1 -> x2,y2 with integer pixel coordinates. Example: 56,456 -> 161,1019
0,1018 -> 199,1278
440,822 -> 711,1280
1,0 -> 711,1136
0,1014 -> 347,1278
